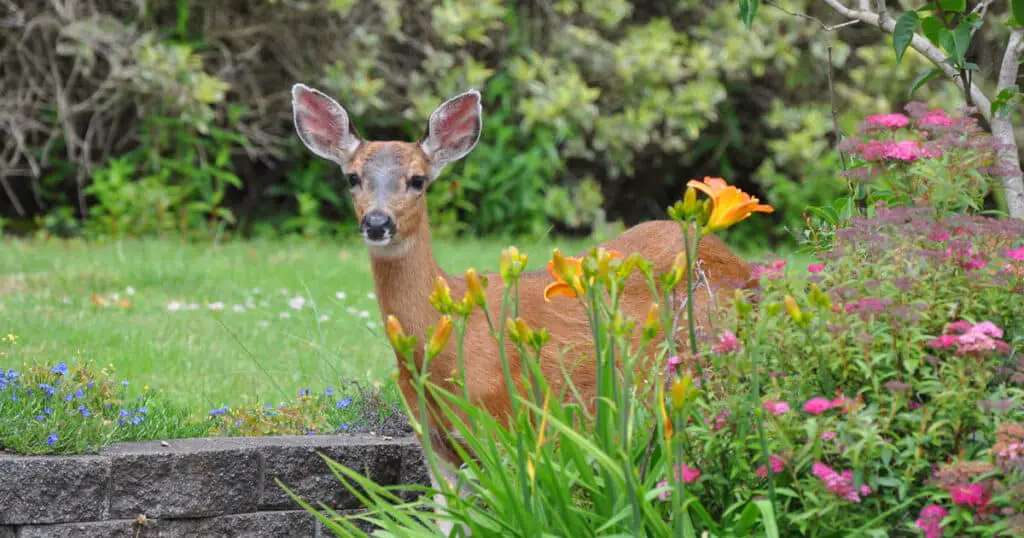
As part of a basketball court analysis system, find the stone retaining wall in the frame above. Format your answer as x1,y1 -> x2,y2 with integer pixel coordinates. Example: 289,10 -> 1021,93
0,435 -> 429,537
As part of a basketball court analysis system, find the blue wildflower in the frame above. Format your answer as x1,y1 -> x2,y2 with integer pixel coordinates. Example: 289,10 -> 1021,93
39,383 -> 56,397
298,388 -> 310,396
131,415 -> 143,425
46,433 -> 58,446
10,393 -> 17,402
121,380 -> 129,387
87,381 -> 94,389
77,404 -> 90,418
209,405 -> 229,416
52,362 -> 68,375
74,388 -> 84,399
337,423 -> 350,431
35,415 -> 44,422
234,419 -> 243,426
325,388 -> 334,396
137,406 -> 148,414
118,418 -> 126,426
43,407 -> 52,415
64,394 -> 72,402
120,409 -> 131,417
336,397 -> 353,409
25,388 -> 32,395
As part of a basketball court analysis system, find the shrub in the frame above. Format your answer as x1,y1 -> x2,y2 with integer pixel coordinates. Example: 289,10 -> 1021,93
285,169 -> 1023,534
4,0 -> 973,242
835,103 -> 1013,216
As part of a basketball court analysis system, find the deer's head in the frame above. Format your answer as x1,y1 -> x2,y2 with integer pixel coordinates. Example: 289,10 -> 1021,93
291,84 -> 482,258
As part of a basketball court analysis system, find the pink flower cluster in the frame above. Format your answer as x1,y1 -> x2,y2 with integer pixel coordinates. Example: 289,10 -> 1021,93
803,393 -> 856,415
949,483 -> 989,508
927,320 -> 1010,357
763,400 -> 790,416
918,109 -> 954,127
863,113 -> 909,129
665,355 -> 682,374
1007,246 -> 1024,262
943,242 -> 987,271
755,455 -> 786,478
996,441 -> 1024,468
812,462 -> 871,503
853,139 -> 943,163
711,331 -> 742,354
914,504 -> 948,538
657,464 -> 702,501
751,259 -> 786,281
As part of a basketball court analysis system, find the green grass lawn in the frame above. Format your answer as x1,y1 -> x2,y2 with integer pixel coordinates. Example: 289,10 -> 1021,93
0,234 -> 807,415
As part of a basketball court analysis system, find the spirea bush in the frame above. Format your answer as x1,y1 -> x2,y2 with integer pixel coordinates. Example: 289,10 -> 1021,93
287,130 -> 1024,535
836,103 -> 1015,216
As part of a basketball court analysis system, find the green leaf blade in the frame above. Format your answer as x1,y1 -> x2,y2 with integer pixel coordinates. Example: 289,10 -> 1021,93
893,11 -> 920,62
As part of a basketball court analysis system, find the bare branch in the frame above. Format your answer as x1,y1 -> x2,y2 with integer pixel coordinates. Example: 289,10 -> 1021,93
764,0 -> 858,31
821,0 -> 992,121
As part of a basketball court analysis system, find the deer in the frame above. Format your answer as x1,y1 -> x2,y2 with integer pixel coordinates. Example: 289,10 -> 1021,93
291,84 -> 757,534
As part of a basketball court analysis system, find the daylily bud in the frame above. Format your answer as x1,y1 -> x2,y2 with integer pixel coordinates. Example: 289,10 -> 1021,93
385,315 -> 416,358
765,302 -> 782,317
808,283 -> 833,311
530,327 -> 550,351
658,383 -> 673,440
784,295 -> 805,325
500,246 -> 528,283
427,315 -> 454,358
505,317 -> 531,346
670,372 -> 697,410
662,251 -> 687,290
455,291 -> 475,316
385,315 -> 405,348
429,276 -> 454,314
681,186 -> 700,220
616,253 -> 644,281
643,303 -> 661,339
516,318 -> 534,343
465,268 -> 487,308
667,199 -> 686,222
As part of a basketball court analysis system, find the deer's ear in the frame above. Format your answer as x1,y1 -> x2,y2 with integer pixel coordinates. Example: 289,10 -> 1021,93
291,83 -> 361,165
420,89 -> 482,178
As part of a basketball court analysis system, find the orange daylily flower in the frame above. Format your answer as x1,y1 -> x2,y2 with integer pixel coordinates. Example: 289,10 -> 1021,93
543,248 -> 624,302
687,176 -> 774,233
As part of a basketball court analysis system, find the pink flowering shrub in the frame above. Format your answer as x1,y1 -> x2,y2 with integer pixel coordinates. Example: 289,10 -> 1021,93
835,103 -> 1012,216
664,205 -> 1023,535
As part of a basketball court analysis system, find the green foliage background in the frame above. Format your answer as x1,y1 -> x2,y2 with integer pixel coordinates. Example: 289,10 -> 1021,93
2,0 -> 1001,247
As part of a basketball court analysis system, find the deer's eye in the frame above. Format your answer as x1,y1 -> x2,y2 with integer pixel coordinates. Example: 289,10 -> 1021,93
346,173 -> 360,188
408,175 -> 427,191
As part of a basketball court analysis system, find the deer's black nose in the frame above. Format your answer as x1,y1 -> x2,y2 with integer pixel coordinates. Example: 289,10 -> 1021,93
361,211 -> 396,241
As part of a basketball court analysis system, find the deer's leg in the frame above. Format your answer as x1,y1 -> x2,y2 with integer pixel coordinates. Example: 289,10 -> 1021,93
424,431 -> 474,536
